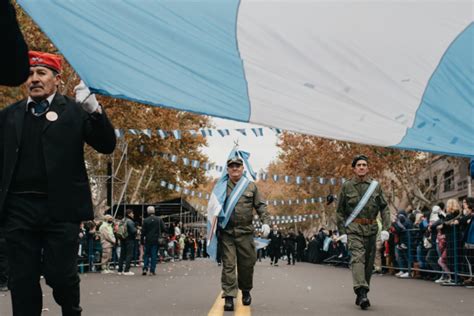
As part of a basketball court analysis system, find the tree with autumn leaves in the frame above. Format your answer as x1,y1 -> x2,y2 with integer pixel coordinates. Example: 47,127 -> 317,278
0,3 -> 213,217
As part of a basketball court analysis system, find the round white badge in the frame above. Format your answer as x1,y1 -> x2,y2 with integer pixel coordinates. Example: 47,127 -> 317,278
46,111 -> 58,122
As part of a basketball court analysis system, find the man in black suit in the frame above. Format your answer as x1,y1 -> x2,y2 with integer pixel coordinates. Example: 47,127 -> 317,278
0,51 -> 116,315
141,206 -> 166,276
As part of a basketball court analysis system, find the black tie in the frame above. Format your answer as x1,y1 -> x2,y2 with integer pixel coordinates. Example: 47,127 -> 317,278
31,100 -> 49,115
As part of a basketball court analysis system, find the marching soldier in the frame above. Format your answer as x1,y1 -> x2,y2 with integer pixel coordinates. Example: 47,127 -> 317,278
220,156 -> 270,311
336,155 -> 391,310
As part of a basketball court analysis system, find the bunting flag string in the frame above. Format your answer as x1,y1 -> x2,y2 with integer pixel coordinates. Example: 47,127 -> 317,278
158,152 -> 346,186
253,213 -> 321,226
113,126 -> 282,140
187,201 -> 319,225
160,179 -> 333,206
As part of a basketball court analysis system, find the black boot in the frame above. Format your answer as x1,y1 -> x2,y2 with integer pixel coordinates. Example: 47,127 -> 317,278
61,306 -> 82,316
242,291 -> 252,306
224,296 -> 234,311
355,288 -> 362,306
359,288 -> 371,310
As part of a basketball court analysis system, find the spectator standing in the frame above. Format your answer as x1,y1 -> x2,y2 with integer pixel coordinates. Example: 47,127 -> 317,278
459,198 -> 474,285
285,228 -> 297,265
296,230 -> 307,262
117,210 -> 137,276
174,221 -> 182,238
178,234 -> 185,260
141,206 -> 165,276
426,206 -> 442,279
392,210 -> 413,278
99,215 -> 116,274
268,225 -> 283,266
435,199 -> 461,284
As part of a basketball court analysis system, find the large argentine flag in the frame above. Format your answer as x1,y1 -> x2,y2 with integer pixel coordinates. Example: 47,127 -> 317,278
18,1 -> 473,157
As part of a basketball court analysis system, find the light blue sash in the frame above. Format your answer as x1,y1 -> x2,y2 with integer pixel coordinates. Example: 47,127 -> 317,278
206,148 -> 254,261
219,176 -> 250,229
344,180 -> 378,227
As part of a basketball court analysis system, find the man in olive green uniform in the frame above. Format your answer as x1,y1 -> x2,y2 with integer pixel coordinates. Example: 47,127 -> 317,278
336,155 -> 391,310
220,157 -> 270,311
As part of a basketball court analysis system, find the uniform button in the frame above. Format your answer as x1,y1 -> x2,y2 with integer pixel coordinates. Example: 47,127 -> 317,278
15,147 -> 19,152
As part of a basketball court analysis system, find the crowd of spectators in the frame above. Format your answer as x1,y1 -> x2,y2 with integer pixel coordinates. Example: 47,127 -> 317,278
58,196 -> 474,290
287,197 -> 474,287
77,213 -> 209,275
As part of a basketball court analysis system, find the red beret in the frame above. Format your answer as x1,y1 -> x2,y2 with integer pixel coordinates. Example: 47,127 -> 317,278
28,51 -> 62,73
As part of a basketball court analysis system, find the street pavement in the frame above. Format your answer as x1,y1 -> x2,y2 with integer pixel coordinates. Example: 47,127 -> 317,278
1,258 -> 473,316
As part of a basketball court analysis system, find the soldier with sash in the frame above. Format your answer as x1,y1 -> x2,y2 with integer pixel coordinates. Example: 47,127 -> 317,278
207,152 -> 270,312
336,155 -> 391,310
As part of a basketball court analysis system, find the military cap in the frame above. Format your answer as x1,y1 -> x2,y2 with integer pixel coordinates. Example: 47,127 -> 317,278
352,154 -> 368,168
226,157 -> 243,166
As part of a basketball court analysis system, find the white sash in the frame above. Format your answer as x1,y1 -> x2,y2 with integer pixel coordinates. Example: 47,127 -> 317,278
344,180 -> 378,227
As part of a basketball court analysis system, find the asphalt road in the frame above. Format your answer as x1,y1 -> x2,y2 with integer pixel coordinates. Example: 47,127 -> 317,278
1,259 -> 472,316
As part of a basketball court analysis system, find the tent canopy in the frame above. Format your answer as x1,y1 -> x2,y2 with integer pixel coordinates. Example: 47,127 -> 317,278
107,197 -> 205,224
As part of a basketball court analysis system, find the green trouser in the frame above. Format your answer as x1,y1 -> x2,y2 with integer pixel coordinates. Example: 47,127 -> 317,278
348,233 -> 376,293
220,232 -> 256,298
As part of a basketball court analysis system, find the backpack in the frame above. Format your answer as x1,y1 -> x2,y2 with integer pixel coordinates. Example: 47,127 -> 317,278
116,219 -> 128,240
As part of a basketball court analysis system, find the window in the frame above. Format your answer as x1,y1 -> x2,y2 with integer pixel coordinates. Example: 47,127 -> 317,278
443,170 -> 454,192
433,176 -> 438,196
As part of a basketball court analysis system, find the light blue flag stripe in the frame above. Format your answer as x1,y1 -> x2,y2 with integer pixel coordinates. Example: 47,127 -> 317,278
395,23 -> 474,157
18,0 -> 251,122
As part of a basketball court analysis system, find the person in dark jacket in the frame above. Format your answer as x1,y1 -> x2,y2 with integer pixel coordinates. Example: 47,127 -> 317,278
392,210 -> 413,278
450,198 -> 474,283
296,230 -> 307,262
439,199 -> 461,284
268,225 -> 283,266
141,206 -> 166,276
425,205 -> 443,278
118,210 -> 137,276
285,228 -> 297,265
458,198 -> 474,285
0,51 -> 116,315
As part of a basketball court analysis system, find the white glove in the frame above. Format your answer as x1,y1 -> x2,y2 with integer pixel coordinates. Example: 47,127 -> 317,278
261,224 -> 270,238
380,230 -> 390,242
339,234 -> 348,244
74,80 -> 99,113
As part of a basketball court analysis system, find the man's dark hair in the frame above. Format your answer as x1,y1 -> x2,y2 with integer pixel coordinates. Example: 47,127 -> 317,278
421,205 -> 431,218
126,209 -> 134,217
437,202 -> 445,210
466,197 -> 474,210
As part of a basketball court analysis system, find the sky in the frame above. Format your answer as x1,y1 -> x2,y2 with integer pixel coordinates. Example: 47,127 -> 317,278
202,117 -> 281,178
